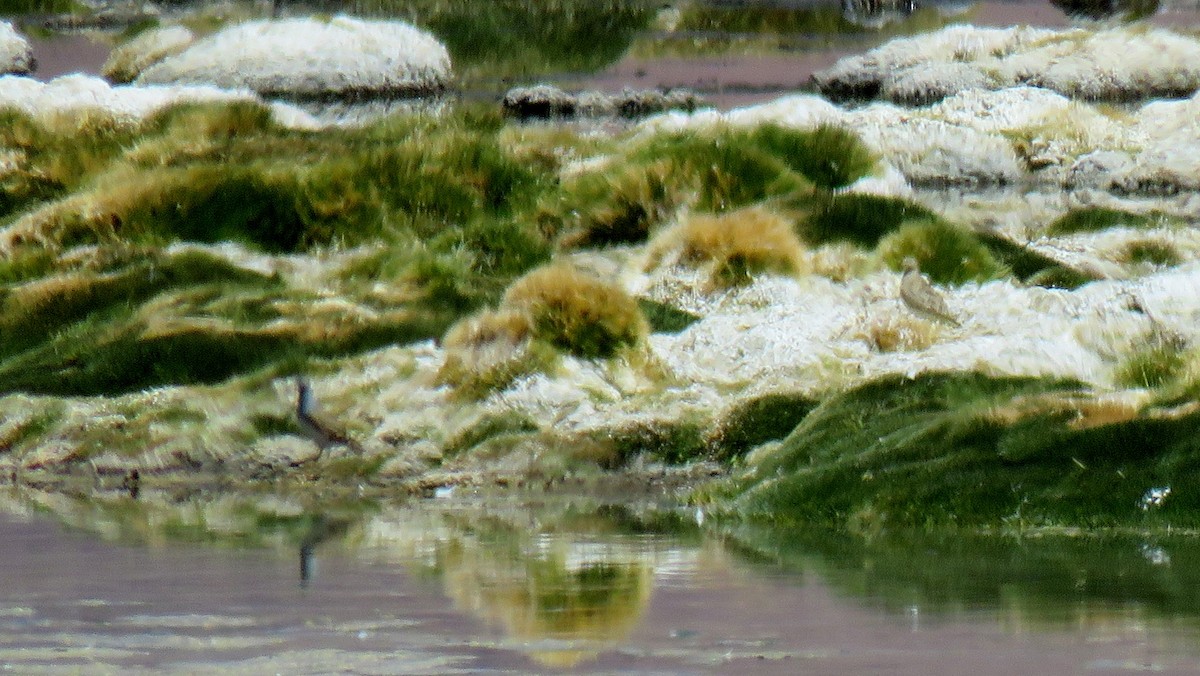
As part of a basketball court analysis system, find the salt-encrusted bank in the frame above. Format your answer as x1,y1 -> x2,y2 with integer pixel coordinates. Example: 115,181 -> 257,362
641,84 -> 1200,195
136,16 -> 451,98
0,74 -> 319,128
102,25 -> 196,84
0,21 -> 33,76
814,24 -> 1200,104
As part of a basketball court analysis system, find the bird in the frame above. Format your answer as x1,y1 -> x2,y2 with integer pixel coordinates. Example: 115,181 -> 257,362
899,257 -> 960,327
295,378 -> 362,459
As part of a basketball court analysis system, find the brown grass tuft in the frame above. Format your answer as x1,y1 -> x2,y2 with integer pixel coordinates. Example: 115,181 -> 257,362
646,206 -> 806,287
502,264 -> 647,359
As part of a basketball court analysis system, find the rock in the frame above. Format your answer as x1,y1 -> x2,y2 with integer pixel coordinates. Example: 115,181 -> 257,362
136,16 -> 451,99
502,84 -> 700,120
502,84 -> 577,119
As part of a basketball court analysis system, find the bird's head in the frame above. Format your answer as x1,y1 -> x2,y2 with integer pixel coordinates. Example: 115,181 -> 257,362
902,257 -> 920,273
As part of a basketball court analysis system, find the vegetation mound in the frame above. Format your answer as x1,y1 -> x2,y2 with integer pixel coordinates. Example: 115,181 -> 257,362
501,264 -> 647,360
723,371 -> 1200,531
548,124 -> 875,249
646,207 -> 808,288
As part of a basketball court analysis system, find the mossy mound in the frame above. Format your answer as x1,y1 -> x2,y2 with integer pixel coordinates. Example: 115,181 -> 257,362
802,193 -> 936,247
645,207 -> 808,287
3,101 -> 551,263
706,391 -> 818,462
878,219 -> 1006,285
972,227 -> 1098,290
547,124 -> 875,249
0,101 -> 563,393
0,245 -> 458,396
1120,239 -> 1183,268
724,371 -> 1200,530
1046,206 -> 1166,236
502,264 -> 647,360
399,0 -> 657,83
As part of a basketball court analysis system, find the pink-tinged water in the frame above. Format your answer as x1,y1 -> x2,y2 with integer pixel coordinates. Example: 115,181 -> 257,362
3,503 -> 1200,674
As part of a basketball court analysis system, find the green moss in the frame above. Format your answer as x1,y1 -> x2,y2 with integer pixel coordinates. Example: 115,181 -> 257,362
708,392 -> 817,462
974,227 -> 1097,290
0,247 -> 57,285
322,454 -> 388,481
0,302 -> 451,396
502,265 -> 647,360
595,418 -> 709,467
0,250 -> 278,361
803,193 -> 937,247
549,160 -> 683,248
0,406 -> 63,452
722,371 -> 1200,530
3,0 -> 83,12
637,298 -> 699,334
0,109 -> 135,219
638,130 -> 813,212
548,127 -> 834,248
1116,342 -> 1190,389
143,100 -> 277,142
1046,207 -> 1161,235
444,413 -> 540,457
438,339 -> 560,401
250,413 -> 302,437
748,123 -> 875,190
1120,239 -> 1182,267
878,219 -> 1006,285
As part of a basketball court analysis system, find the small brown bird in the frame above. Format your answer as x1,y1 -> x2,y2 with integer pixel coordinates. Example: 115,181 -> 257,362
295,378 -> 362,458
899,257 -> 960,327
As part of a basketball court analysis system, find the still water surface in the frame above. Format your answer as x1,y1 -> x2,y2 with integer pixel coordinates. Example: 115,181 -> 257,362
3,490 -> 1200,674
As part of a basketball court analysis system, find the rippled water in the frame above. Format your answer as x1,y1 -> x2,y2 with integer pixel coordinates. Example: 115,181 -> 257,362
3,490 -> 1200,674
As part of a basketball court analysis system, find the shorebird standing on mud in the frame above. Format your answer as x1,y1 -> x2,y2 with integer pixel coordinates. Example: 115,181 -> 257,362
899,257 -> 961,327
295,378 -> 362,459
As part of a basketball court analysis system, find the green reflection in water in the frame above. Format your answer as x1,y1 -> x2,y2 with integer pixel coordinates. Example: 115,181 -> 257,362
728,522 -> 1200,631
630,3 -> 956,58
2,485 -> 378,549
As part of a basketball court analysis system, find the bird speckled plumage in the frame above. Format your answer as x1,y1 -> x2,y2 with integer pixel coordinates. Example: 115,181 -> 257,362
899,257 -> 960,327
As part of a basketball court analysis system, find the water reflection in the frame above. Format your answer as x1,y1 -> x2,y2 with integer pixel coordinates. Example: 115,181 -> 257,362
727,523 -> 1200,632
298,514 -> 352,587
3,488 -> 1200,670
363,503 -> 669,667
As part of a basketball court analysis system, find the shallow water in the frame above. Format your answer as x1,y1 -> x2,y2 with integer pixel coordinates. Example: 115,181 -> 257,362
4,490 -> 1200,674
19,0 -> 1200,110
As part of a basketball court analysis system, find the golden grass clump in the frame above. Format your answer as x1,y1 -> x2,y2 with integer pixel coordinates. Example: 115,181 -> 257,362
502,264 -> 647,359
855,312 -> 939,353
646,206 -> 807,287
